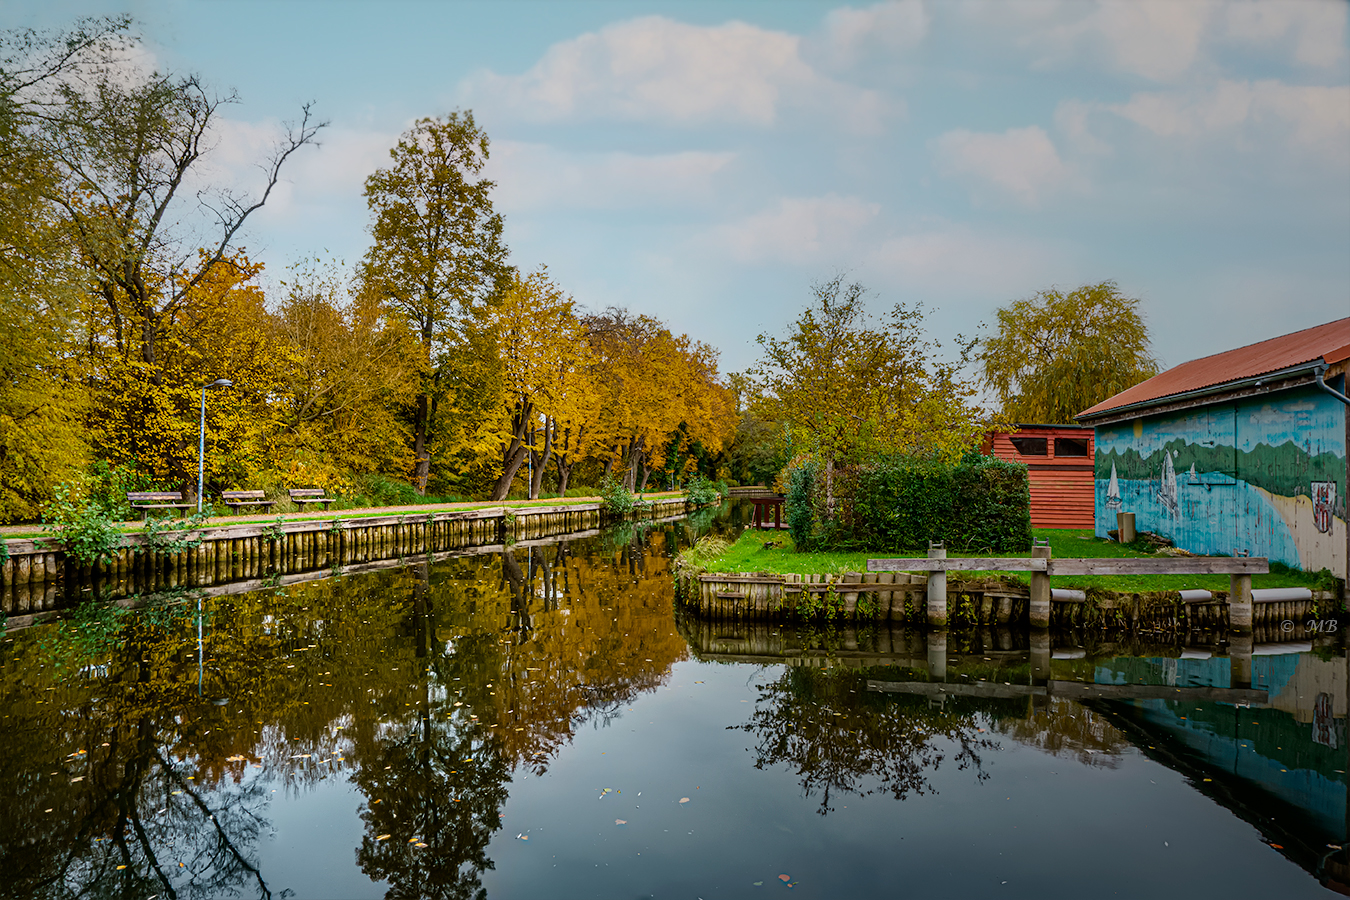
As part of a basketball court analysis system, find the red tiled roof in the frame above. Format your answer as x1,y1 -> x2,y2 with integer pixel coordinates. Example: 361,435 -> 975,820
1077,317 -> 1350,420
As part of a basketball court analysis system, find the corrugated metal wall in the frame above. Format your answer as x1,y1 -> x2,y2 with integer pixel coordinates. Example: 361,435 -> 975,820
988,427 -> 1095,529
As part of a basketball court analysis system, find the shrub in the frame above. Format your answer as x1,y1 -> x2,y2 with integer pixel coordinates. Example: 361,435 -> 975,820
599,475 -> 647,515
784,452 -> 1032,553
40,484 -> 125,565
684,475 -> 725,506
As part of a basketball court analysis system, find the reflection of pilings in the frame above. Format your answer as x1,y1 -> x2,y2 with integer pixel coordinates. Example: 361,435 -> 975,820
1030,630 -> 1051,686
1229,633 -> 1253,689
927,630 -> 947,682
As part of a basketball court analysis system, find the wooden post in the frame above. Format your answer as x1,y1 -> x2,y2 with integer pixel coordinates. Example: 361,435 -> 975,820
1117,511 -> 1136,544
1229,573 -> 1253,634
1029,541 -> 1052,628
927,542 -> 947,627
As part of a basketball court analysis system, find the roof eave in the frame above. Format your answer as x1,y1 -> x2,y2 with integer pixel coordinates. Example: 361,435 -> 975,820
1075,359 -> 1326,424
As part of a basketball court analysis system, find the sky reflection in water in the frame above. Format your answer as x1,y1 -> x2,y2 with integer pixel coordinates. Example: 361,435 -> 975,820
0,515 -> 1342,899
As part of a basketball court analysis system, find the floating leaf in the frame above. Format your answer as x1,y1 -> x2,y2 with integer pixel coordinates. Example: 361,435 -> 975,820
679,797 -> 690,804
778,874 -> 791,882
376,834 -> 391,841
615,819 -> 627,825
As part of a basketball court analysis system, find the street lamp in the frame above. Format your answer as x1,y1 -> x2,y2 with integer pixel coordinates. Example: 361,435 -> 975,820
198,378 -> 233,513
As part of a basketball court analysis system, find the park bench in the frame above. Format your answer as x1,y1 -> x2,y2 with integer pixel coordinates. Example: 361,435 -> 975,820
289,487 -> 337,511
126,491 -> 192,520
221,490 -> 275,513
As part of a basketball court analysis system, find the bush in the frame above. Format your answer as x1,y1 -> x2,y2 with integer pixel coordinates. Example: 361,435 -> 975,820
41,484 -> 125,565
599,475 -> 647,515
784,452 -> 1032,553
684,475 -> 725,506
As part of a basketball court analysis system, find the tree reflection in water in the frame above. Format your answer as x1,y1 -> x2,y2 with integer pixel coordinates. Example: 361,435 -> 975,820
0,524 -> 691,899
736,666 -> 1000,815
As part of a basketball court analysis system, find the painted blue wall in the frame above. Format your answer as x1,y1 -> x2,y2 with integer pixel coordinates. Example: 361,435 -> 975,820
1093,384 -> 1347,576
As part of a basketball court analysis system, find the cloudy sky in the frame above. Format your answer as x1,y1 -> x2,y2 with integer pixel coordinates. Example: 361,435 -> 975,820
6,0 -> 1348,374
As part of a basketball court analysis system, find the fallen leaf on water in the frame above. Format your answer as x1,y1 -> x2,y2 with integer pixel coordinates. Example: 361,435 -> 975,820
1269,843 -> 1284,850
615,819 -> 627,825
753,882 -> 763,886
376,834 -> 391,841
116,865 -> 126,870
70,776 -> 83,783
679,797 -> 690,804
415,842 -> 427,848
516,834 -> 529,840
778,874 -> 791,882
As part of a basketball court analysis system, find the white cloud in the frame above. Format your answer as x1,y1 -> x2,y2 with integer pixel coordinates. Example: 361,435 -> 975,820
931,126 -> 1071,205
1110,80 -> 1350,150
486,142 -> 736,213
706,194 -> 881,264
868,225 -> 1062,298
461,15 -> 892,131
815,1 -> 930,68
979,0 -> 1345,81
1220,0 -> 1347,69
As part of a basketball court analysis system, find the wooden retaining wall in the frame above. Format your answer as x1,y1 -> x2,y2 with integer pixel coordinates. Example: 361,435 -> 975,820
678,570 -> 1338,632
1,496 -> 697,615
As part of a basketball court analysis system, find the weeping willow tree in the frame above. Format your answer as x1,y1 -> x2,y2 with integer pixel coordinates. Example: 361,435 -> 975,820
979,281 -> 1159,424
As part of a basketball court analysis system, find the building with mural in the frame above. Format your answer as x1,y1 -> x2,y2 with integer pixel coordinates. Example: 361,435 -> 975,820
1077,318 -> 1350,580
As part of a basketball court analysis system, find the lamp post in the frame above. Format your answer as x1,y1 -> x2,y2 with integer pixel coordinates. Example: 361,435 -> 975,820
198,378 -> 233,513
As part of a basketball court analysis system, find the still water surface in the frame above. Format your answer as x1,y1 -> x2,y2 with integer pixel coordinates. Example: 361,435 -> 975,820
0,510 -> 1344,898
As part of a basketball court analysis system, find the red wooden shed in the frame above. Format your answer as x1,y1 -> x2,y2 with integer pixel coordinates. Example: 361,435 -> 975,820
985,424 -> 1095,529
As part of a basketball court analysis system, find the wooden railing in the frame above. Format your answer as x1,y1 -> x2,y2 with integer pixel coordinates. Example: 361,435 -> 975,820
868,544 -> 1270,631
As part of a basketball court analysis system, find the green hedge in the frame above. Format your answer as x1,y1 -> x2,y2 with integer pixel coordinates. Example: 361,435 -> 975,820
785,453 -> 1032,553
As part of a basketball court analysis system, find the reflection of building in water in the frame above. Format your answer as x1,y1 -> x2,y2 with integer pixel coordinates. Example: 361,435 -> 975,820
1091,649 -> 1348,893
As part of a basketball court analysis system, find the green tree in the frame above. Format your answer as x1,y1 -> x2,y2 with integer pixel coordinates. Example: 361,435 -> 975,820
753,276 -> 985,513
978,280 -> 1159,424
362,112 -> 512,493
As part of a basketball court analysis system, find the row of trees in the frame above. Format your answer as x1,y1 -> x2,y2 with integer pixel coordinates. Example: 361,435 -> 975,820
0,18 -> 734,522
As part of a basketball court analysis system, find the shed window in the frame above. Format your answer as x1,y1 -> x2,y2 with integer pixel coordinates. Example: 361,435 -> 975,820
1009,436 -> 1048,456
1054,437 -> 1090,457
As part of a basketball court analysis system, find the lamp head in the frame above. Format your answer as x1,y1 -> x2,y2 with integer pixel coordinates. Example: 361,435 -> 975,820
208,378 -> 233,388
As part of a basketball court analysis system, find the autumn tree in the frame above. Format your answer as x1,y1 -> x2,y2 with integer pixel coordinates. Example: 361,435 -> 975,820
753,276 -> 985,511
262,260 -> 421,492
362,112 -> 512,493
2,22 -> 323,495
584,310 -> 735,493
978,280 -> 1159,424
485,269 -> 592,500
0,19 -> 135,520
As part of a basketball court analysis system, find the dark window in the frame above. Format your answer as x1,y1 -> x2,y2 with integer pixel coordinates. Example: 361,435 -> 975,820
1054,437 -> 1090,457
1009,436 -> 1048,456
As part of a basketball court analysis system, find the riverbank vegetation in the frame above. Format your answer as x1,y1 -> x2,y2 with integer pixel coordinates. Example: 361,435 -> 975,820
0,19 -> 735,525
688,528 -> 1331,593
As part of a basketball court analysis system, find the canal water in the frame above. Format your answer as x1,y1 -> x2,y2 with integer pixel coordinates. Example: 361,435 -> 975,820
0,507 -> 1343,898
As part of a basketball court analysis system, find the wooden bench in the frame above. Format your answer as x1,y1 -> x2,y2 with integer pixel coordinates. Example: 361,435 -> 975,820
221,490 -> 275,513
289,488 -> 337,511
126,491 -> 192,520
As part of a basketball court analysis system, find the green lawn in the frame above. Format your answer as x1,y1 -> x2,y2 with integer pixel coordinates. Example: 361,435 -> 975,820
699,527 -> 1332,593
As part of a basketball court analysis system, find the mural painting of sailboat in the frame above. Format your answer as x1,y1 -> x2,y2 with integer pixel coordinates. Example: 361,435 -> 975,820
1188,462 -> 1198,484
1106,462 -> 1122,512
1157,450 -> 1180,516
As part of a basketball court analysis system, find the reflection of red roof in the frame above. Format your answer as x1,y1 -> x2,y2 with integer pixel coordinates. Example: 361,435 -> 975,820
1078,318 -> 1350,420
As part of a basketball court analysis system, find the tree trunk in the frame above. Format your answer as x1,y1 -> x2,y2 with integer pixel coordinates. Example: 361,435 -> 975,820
489,398 -> 533,500
413,392 -> 430,494
824,455 -> 835,519
529,417 -> 554,499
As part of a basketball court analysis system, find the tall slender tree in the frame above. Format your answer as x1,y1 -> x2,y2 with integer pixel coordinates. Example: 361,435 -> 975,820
362,112 -> 512,493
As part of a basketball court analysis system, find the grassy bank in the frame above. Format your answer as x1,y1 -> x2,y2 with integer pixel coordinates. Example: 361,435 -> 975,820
696,528 -> 1334,593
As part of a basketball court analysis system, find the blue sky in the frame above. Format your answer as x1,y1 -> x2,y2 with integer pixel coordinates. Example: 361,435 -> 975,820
7,0 -> 1348,374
